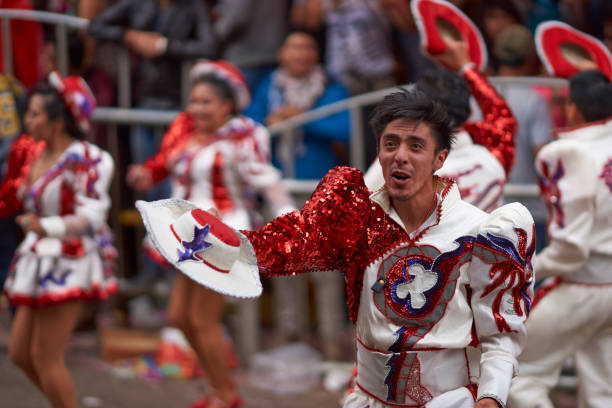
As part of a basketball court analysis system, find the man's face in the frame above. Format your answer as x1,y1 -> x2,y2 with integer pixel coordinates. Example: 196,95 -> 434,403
378,118 -> 448,202
278,33 -> 319,78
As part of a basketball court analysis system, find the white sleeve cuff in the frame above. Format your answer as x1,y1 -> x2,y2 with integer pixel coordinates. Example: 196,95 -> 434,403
40,216 -> 67,238
477,356 -> 515,406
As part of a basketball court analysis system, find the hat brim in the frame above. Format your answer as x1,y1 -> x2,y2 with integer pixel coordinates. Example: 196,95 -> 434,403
535,21 -> 612,79
136,199 -> 262,298
411,0 -> 488,71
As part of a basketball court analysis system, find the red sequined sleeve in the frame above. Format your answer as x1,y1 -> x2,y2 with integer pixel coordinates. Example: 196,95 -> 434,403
243,166 -> 371,278
143,112 -> 192,184
462,67 -> 517,176
0,135 -> 37,217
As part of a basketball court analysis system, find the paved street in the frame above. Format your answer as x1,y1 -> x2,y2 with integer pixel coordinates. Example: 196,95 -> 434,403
0,307 -> 577,408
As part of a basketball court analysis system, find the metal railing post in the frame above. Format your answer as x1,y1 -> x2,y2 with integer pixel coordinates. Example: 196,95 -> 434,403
55,23 -> 69,76
117,48 -> 131,108
349,105 -> 366,171
181,61 -> 192,108
1,17 -> 13,76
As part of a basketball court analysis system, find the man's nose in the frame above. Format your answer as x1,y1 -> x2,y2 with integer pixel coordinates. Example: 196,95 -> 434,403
394,144 -> 410,164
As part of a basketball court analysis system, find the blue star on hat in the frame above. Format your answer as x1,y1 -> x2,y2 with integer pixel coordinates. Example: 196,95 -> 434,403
177,225 -> 212,262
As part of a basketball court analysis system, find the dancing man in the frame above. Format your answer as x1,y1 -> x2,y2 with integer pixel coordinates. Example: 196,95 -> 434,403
141,87 -> 534,408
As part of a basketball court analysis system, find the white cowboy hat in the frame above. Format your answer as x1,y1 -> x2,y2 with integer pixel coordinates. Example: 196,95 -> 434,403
136,199 -> 262,298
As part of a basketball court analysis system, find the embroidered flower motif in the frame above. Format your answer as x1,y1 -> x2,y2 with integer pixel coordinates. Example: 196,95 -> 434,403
599,158 -> 612,192
394,264 -> 438,310
177,225 -> 212,262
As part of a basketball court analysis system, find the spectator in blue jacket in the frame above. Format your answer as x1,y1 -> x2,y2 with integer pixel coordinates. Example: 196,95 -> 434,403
244,30 -> 351,180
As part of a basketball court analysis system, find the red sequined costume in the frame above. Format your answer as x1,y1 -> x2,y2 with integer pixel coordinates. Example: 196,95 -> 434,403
1,135 -> 116,305
244,167 -> 534,408
365,66 -> 517,212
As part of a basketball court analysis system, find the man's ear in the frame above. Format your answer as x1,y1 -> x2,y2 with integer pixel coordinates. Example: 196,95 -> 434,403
566,102 -> 585,126
433,148 -> 448,172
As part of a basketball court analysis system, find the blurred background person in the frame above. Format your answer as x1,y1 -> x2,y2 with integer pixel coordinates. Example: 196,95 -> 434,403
0,74 -> 28,299
0,0 -> 44,89
493,24 -> 553,251
245,30 -> 350,180
1,72 -> 116,408
213,0 -> 288,93
292,0 -> 396,95
87,0 -> 217,196
244,30 -> 350,359
127,61 -> 294,408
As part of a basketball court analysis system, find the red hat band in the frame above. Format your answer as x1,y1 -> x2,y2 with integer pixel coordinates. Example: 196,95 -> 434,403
169,209 -> 240,274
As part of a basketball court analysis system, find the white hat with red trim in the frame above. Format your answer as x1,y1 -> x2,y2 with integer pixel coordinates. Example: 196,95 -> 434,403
411,0 -> 488,71
189,60 -> 251,111
535,21 -> 612,79
48,71 -> 96,134
136,199 -> 262,298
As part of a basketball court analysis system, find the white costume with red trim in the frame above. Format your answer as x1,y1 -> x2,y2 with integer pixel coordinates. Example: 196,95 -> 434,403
509,117 -> 612,408
144,113 -> 288,232
2,137 -> 116,305
244,168 -> 534,408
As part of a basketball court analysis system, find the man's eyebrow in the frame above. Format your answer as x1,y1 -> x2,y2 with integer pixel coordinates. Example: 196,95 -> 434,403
381,133 -> 427,144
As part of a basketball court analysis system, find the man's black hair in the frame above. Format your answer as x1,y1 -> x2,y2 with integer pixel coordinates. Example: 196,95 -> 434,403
416,68 -> 471,130
569,70 -> 612,122
369,87 -> 455,152
32,82 -> 84,139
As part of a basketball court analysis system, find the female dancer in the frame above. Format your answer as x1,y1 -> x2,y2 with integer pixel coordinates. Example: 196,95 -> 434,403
1,72 -> 116,408
127,61 -> 294,408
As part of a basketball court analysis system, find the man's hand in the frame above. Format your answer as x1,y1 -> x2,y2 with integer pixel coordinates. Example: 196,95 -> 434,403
475,397 -> 501,408
16,213 -> 44,235
431,38 -> 472,72
124,30 -> 165,58
127,164 -> 154,192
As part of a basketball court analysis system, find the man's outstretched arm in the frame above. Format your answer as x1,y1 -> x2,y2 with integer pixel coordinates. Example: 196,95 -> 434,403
243,166 -> 370,278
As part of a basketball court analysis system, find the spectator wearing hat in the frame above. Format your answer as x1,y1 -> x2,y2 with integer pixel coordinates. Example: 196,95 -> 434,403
1,72 -> 116,408
127,61 -> 294,408
494,24 -> 553,252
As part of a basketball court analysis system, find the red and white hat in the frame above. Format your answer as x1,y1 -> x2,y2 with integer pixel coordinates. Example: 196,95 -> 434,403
189,60 -> 251,111
48,71 -> 96,134
411,0 -> 488,71
535,21 -> 612,79
136,199 -> 262,298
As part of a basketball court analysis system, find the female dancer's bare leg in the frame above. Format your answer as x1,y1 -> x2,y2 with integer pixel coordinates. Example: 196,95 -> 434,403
31,300 -> 83,408
8,306 -> 42,389
167,273 -> 238,405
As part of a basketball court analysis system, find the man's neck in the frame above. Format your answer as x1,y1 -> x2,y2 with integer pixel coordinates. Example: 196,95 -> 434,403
391,181 -> 438,234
